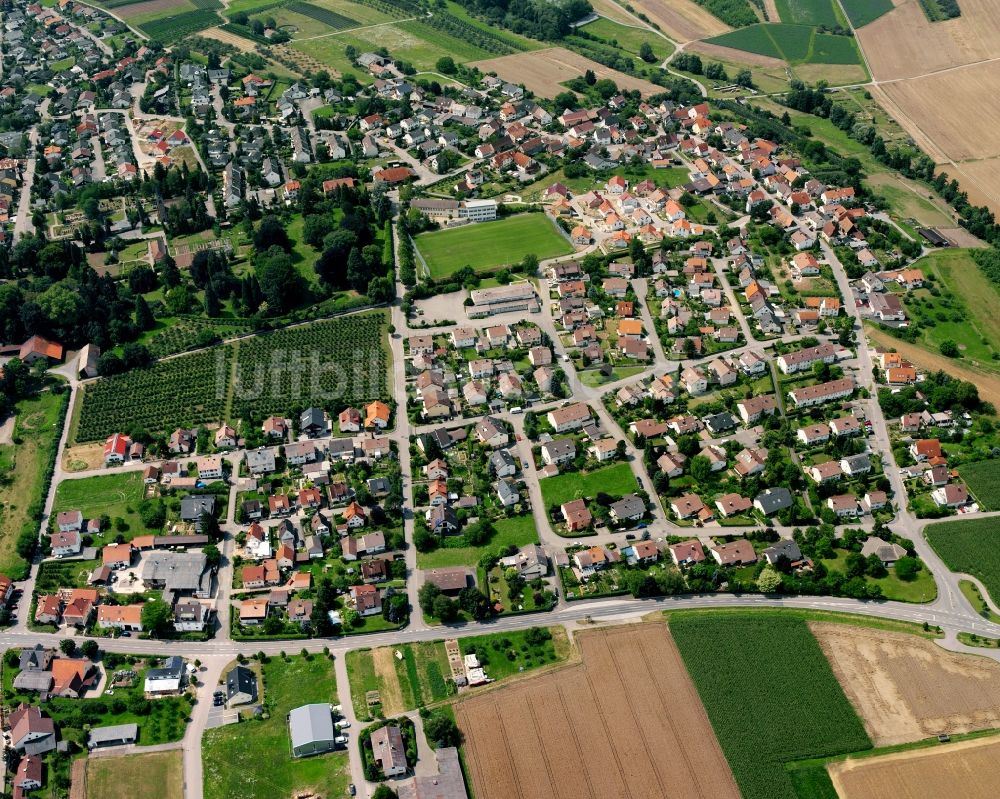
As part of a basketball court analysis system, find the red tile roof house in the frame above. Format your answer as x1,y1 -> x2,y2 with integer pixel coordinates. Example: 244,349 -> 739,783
349,584 -> 382,616
103,432 -> 131,465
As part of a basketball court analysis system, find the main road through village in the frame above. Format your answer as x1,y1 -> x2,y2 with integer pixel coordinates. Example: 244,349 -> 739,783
6,194 -> 1000,799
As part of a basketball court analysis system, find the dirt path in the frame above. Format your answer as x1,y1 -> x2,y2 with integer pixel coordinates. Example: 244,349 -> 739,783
865,324 -> 1000,409
762,0 -> 780,22
372,646 -> 405,715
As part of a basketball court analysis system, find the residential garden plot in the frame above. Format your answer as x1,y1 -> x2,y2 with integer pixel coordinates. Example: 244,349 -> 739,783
670,612 -> 871,799
957,460 -> 1000,510
414,214 -> 572,278
829,735 -> 1000,799
87,751 -> 182,799
52,473 -> 154,540
203,654 -> 349,799
812,622 -> 1000,746
416,514 -> 539,569
927,517 -> 1000,604
347,642 -> 452,720
538,462 -> 638,508
455,624 -> 739,799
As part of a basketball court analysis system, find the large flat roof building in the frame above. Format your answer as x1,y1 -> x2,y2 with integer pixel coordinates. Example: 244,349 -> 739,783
289,704 -> 336,757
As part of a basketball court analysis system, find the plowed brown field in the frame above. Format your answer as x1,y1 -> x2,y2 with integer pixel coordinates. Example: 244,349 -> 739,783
470,48 -> 662,99
829,735 -> 1000,799
813,623 -> 1000,746
455,623 -> 739,799
619,0 -> 730,43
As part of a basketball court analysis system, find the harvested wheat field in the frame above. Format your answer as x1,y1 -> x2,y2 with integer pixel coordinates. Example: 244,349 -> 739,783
455,623 -> 739,799
812,623 -> 1000,746
857,0 -> 1000,81
952,158 -> 1000,216
626,0 -> 730,42
199,26 -> 258,53
875,62 -> 1000,162
371,646 -> 405,715
588,0 -> 643,26
471,48 -> 662,99
828,735 -> 1000,799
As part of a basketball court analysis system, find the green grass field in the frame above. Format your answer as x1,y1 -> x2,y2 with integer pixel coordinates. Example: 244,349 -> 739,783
927,518 -> 1000,605
0,390 -> 67,579
578,16 -> 672,60
203,655 -> 349,799
539,462 -> 639,508
52,472 -> 157,543
88,751 -> 182,799
839,0 -> 893,26
901,249 -> 1000,370
671,612 -> 871,799
415,214 -> 573,278
416,515 -> 539,569
775,0 -> 839,26
958,460 -> 1000,511
820,550 -> 937,603
707,23 -> 862,65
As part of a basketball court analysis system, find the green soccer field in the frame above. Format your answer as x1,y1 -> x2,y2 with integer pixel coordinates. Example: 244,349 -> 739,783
415,214 -> 573,278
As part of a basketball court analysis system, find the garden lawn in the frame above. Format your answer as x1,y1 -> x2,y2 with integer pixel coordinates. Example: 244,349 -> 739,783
458,626 -> 568,680
203,654 -> 349,799
671,612 -> 871,799
578,366 -> 648,387
87,751 -> 182,799
0,390 -> 67,579
415,214 -> 572,278
539,462 -> 638,508
416,515 -> 539,569
819,550 -> 937,603
52,472 -> 151,541
927,518 -> 1000,605
958,460 -> 1000,511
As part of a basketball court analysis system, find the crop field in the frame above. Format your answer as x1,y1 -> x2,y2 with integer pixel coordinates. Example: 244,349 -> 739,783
539,462 -> 639,508
671,612 -> 871,799
829,735 -> 1000,799
75,347 -> 229,442
621,0 -> 730,41
76,312 -> 387,441
875,62 -> 1000,162
102,0 -> 193,18
455,624 -> 740,799
774,0 -> 838,27
414,214 -> 572,278
285,1 -> 356,29
707,23 -> 862,63
958,460 -> 1000,510
470,47 -> 663,98
347,642 -> 451,720
857,0 -> 1000,82
953,157 -> 1000,216
139,8 -> 222,42
812,623 -> 1000,745
203,655 -> 348,799
229,311 -> 388,420
927,518 -> 1000,604
87,751 -> 182,799
839,0 -> 893,27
